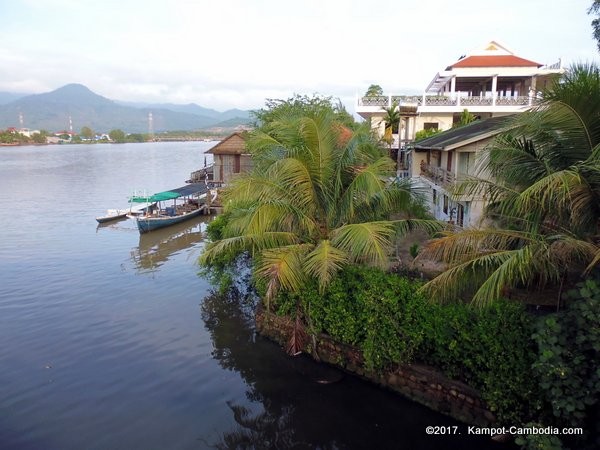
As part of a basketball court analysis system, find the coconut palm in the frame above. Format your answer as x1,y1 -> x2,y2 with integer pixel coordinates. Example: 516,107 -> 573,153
201,111 -> 438,304
381,101 -> 401,135
420,63 -> 600,306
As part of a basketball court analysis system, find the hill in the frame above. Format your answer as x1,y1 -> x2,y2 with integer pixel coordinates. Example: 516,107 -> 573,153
0,84 -> 250,133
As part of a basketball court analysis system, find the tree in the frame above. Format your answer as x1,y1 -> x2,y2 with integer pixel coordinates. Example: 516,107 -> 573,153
589,1 -> 600,52
201,110 -> 439,352
80,126 -> 94,140
31,131 -> 47,144
251,94 -> 355,130
381,101 -> 400,134
108,129 -> 126,143
365,84 -> 384,96
127,133 -> 145,143
420,63 -> 600,306
454,109 -> 476,127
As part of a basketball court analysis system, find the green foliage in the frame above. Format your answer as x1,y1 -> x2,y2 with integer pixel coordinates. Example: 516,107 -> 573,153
273,266 -> 537,423
108,129 -> 126,143
250,94 -> 356,130
514,423 -> 564,450
532,279 -> 600,429
200,213 -> 245,292
422,64 -> 600,305
414,127 -> 442,141
80,126 -> 94,139
127,133 -> 146,143
274,266 -> 428,369
365,84 -> 384,96
1,130 -> 32,144
418,300 -> 539,423
201,107 -> 439,304
31,132 -> 47,144
381,101 -> 400,134
453,109 -> 477,128
409,243 -> 419,259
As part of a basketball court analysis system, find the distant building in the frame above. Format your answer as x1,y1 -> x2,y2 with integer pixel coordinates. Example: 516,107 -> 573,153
356,40 -> 564,148
205,132 -> 253,184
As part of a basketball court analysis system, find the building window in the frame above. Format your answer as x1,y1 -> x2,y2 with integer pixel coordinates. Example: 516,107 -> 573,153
443,195 -> 448,214
423,122 -> 439,130
432,189 -> 437,205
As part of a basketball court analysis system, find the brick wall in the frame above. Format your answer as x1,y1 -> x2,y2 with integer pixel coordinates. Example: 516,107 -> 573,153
256,308 -> 496,426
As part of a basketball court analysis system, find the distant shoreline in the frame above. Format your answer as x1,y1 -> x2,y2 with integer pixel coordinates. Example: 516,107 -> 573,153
0,138 -> 223,147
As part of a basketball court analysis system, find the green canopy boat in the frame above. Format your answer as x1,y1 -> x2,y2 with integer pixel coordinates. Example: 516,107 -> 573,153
132,183 -> 213,233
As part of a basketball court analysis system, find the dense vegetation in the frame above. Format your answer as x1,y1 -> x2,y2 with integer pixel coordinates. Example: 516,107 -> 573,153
201,69 -> 600,448
421,63 -> 600,306
271,266 -> 600,448
201,96 -> 438,351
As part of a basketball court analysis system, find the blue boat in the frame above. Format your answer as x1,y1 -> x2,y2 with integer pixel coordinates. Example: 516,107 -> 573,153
130,183 -> 212,234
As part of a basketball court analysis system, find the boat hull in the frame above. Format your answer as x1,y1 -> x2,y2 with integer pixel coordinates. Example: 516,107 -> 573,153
96,213 -> 128,223
136,207 -> 205,233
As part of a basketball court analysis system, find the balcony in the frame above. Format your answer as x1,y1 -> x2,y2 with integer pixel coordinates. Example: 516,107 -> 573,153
357,94 -> 536,116
420,162 -> 455,186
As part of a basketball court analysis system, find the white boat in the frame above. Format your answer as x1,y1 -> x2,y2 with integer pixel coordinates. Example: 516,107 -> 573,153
95,204 -> 149,224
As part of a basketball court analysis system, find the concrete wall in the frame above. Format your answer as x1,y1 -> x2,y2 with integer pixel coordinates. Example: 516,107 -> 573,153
256,308 -> 496,426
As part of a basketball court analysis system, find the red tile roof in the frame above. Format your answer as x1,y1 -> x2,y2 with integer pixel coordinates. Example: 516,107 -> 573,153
451,55 -> 542,68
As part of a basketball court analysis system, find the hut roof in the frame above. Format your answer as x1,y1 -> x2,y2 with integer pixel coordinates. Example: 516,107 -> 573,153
205,132 -> 249,155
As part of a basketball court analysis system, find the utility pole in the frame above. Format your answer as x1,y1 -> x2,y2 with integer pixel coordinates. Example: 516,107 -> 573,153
148,112 -> 154,141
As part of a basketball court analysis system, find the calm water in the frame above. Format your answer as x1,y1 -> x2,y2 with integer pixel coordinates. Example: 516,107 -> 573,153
0,142 -> 503,450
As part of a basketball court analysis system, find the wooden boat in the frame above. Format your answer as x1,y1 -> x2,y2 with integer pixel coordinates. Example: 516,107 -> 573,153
96,209 -> 129,223
131,183 -> 214,234
95,204 -> 150,223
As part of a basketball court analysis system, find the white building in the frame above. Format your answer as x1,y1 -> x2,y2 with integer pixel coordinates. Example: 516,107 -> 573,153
356,41 -> 565,227
356,41 -> 564,145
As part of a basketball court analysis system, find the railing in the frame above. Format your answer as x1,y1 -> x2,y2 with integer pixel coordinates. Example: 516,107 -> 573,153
396,170 -> 410,179
358,95 -> 536,109
188,164 -> 214,183
420,162 -> 455,185
495,96 -> 530,106
542,60 -> 562,70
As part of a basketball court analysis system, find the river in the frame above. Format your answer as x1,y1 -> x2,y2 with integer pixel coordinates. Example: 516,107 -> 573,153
0,142 -> 502,449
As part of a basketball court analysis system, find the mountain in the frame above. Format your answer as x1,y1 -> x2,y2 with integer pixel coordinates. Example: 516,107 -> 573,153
0,92 -> 28,105
0,84 -> 250,133
117,101 -> 251,121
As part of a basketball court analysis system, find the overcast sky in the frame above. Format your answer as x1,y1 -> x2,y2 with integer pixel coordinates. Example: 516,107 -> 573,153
1,0 -> 598,113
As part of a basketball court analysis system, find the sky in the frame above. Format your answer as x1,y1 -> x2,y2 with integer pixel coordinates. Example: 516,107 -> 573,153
1,0 -> 599,113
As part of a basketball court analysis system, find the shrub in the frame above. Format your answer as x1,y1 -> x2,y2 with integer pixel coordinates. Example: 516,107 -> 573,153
272,266 -> 537,423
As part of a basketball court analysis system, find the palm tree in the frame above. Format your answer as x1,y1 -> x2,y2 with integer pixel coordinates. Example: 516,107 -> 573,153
419,63 -> 600,306
201,111 -> 439,351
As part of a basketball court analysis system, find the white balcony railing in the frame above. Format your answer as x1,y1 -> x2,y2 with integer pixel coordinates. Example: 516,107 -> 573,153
358,95 -> 535,109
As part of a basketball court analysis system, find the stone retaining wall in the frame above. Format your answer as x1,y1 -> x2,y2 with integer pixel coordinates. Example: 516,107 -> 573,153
256,308 -> 495,426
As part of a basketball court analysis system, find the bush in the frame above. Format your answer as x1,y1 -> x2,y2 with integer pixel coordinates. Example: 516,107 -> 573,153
272,266 -> 537,423
530,278 -> 600,446
270,266 -> 598,444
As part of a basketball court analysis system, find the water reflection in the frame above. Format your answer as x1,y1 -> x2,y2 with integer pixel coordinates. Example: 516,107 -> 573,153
130,216 -> 210,273
200,291 -> 506,450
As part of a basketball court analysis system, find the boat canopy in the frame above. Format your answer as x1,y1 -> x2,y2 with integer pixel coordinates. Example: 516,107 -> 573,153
129,183 -> 208,203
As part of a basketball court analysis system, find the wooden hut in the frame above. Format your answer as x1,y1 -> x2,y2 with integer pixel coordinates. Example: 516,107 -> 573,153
205,132 -> 252,185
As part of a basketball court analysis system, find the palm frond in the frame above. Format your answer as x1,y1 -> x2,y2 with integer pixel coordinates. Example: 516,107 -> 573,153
302,240 -> 349,290
331,221 -> 396,267
254,244 -> 313,299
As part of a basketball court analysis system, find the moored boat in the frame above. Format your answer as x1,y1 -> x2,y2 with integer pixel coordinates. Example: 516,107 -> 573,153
95,203 -> 151,224
131,183 -> 214,234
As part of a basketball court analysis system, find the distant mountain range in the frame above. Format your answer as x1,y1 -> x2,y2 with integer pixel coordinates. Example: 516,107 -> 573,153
0,84 -> 251,133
